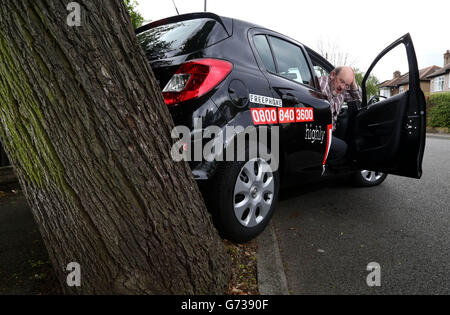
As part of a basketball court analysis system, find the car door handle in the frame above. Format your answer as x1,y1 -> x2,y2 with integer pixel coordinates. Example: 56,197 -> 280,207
282,95 -> 299,105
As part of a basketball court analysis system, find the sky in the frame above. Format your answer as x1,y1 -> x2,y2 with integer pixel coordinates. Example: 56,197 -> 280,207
136,0 -> 450,82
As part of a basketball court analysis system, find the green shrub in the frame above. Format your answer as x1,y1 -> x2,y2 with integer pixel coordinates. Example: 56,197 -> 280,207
428,92 -> 450,128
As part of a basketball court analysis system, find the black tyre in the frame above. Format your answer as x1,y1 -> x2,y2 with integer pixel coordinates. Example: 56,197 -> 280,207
353,170 -> 387,187
208,157 -> 280,243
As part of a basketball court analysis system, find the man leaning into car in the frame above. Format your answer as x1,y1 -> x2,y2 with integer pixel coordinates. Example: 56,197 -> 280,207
319,66 -> 361,162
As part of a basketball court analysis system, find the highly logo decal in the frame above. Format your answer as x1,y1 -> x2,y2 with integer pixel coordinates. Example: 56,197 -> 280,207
305,124 -> 326,144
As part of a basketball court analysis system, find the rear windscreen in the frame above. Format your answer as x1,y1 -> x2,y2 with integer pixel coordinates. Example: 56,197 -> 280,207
137,18 -> 229,60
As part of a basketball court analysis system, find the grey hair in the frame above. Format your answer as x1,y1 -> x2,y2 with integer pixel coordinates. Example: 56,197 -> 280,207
333,66 -> 354,76
334,67 -> 343,75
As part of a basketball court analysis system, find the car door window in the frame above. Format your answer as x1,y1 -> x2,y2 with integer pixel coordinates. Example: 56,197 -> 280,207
268,36 -> 312,86
313,65 -> 329,78
253,35 -> 276,73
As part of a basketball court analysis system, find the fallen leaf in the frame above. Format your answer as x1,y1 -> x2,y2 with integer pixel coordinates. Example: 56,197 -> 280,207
231,287 -> 244,294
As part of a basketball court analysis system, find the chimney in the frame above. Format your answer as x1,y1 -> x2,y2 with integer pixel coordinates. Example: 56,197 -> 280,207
393,71 -> 401,79
444,50 -> 450,66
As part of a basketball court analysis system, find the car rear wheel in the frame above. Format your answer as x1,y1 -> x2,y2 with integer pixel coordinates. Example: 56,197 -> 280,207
208,157 -> 280,243
353,170 -> 387,187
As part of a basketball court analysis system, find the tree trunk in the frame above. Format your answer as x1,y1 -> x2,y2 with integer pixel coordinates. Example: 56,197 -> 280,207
0,0 -> 231,294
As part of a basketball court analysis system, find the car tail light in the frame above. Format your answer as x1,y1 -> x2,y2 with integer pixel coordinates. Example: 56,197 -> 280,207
162,58 -> 233,106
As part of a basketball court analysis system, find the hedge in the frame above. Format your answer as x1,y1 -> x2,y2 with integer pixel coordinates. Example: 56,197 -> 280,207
428,92 -> 450,128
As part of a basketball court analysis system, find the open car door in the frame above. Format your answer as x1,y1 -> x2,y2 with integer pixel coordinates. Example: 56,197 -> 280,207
352,33 -> 426,179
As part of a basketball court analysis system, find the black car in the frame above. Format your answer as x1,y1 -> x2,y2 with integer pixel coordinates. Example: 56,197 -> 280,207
136,13 -> 426,242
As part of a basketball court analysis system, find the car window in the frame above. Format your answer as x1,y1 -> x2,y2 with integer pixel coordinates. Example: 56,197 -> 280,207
313,65 -> 329,78
253,35 -> 276,73
268,36 -> 312,86
137,18 -> 229,60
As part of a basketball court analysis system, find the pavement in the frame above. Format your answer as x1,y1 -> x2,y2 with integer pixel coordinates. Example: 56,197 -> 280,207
257,135 -> 450,294
256,222 -> 289,294
425,132 -> 450,139
0,190 -> 56,294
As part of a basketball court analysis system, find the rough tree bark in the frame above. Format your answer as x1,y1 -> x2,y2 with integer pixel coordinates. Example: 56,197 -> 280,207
0,0 -> 231,294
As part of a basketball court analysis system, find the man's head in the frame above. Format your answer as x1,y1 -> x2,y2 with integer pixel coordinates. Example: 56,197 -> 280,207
329,66 -> 355,95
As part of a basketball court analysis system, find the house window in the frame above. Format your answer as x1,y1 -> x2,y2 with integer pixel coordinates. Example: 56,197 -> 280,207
433,76 -> 445,91
399,85 -> 405,93
380,88 -> 390,98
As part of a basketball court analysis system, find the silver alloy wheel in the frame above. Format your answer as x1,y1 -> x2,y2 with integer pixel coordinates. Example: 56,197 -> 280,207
360,170 -> 384,182
233,158 -> 275,228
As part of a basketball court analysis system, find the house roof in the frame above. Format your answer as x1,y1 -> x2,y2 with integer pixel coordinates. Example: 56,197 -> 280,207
393,73 -> 410,86
379,65 -> 441,88
379,73 -> 408,88
379,80 -> 391,88
426,64 -> 450,79
419,65 -> 442,80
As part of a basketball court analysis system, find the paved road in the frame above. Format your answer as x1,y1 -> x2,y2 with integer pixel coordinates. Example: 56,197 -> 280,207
0,191 -> 55,294
273,137 -> 450,294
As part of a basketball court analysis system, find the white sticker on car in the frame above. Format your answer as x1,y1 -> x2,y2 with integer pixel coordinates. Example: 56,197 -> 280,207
249,94 -> 282,107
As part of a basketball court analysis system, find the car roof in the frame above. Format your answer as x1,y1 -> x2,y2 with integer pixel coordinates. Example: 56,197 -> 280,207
136,12 -> 234,36
226,16 -> 334,71
136,12 -> 335,72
